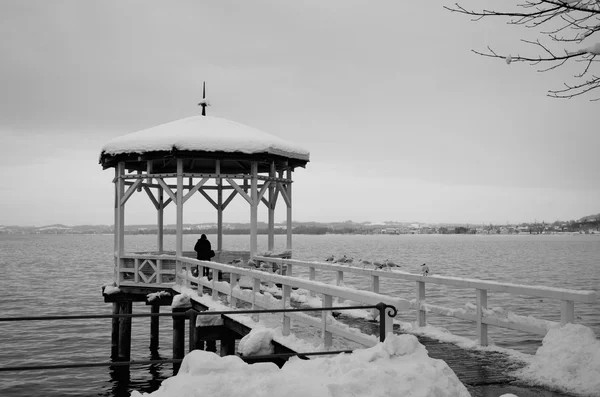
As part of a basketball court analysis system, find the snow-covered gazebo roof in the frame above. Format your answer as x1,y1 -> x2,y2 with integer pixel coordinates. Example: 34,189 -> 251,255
99,115 -> 310,172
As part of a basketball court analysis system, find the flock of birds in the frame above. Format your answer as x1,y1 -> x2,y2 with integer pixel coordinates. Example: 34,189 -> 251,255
225,255 -> 430,276
227,258 -> 281,273
325,255 -> 430,275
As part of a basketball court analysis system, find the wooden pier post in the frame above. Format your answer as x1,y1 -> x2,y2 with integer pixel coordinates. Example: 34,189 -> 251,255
117,301 -> 132,361
150,304 -> 160,350
172,307 -> 187,368
111,302 -> 120,357
188,310 -> 197,353
220,336 -> 236,356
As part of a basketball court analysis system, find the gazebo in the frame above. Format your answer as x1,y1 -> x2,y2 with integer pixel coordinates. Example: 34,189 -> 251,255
99,114 -> 309,285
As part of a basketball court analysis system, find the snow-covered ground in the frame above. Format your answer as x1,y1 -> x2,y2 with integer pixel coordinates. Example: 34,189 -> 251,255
132,332 -> 472,397
133,289 -> 599,397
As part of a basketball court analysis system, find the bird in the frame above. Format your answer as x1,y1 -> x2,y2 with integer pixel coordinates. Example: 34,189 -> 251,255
334,255 -> 348,263
359,259 -> 372,268
246,259 -> 258,268
344,257 -> 354,265
230,258 -> 243,266
325,255 -> 335,262
373,260 -> 385,270
384,259 -> 400,271
421,263 -> 430,276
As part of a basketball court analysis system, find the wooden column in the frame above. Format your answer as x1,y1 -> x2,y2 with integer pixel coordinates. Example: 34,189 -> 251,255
268,162 -> 276,251
216,160 -> 223,251
115,162 -> 125,285
250,162 -> 258,257
175,159 -> 184,281
286,167 -> 292,251
157,187 -> 164,253
117,301 -> 132,361
150,304 -> 160,350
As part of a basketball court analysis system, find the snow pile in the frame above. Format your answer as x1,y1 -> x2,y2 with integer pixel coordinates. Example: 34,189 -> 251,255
147,290 -> 171,302
131,334 -> 471,397
238,327 -> 275,356
515,323 -> 600,396
103,285 -> 120,295
171,294 -> 191,309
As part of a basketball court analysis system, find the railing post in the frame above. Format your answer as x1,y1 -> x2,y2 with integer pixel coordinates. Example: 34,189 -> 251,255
175,259 -> 182,286
561,300 -> 575,325
371,275 -> 379,320
156,258 -> 162,284
134,258 -> 140,283
229,273 -> 238,308
286,263 -> 292,277
336,270 -> 345,303
185,262 -> 191,288
282,284 -> 291,336
309,267 -> 316,297
376,303 -> 397,342
252,278 -> 261,322
322,294 -> 333,348
211,269 -> 218,300
416,281 -> 426,327
476,289 -> 488,346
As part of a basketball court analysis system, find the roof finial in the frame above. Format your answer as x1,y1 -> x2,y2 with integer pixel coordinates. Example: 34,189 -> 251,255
198,81 -> 209,116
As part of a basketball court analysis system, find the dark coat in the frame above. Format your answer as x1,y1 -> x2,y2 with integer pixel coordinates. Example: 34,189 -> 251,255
194,238 -> 213,261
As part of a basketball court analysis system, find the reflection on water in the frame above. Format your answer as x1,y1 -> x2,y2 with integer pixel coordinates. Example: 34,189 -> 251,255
0,233 -> 598,396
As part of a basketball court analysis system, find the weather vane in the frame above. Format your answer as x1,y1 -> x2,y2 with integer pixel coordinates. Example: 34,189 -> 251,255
198,81 -> 210,116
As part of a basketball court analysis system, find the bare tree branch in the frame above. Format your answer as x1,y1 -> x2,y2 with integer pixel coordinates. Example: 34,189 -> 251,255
446,0 -> 600,100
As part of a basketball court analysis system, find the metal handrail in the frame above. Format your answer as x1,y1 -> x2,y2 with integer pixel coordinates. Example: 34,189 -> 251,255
0,304 -> 392,322
0,303 -> 398,372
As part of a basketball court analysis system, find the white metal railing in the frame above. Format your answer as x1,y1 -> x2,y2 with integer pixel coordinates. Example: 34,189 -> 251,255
253,256 -> 598,346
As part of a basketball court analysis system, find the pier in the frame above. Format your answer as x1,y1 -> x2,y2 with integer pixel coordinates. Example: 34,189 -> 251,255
93,112 -> 597,396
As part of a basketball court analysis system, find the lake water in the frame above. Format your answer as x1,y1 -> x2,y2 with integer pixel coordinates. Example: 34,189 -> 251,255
0,233 -> 598,396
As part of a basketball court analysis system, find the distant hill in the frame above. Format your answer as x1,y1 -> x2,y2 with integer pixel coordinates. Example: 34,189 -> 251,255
579,213 -> 600,222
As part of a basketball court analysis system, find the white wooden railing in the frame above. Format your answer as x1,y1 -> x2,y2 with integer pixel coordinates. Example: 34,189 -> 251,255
253,256 -> 598,346
117,254 -> 409,349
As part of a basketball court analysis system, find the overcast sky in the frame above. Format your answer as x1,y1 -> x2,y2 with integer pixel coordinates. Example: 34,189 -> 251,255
1,0 -> 598,227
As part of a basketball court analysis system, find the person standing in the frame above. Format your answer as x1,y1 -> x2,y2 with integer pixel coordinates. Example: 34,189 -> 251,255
194,234 -> 214,277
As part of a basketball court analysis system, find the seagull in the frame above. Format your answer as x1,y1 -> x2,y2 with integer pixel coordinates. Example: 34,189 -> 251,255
359,259 -> 372,268
373,260 -> 385,270
421,263 -> 430,276
325,255 -> 335,262
384,259 -> 399,271
334,255 -> 348,264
